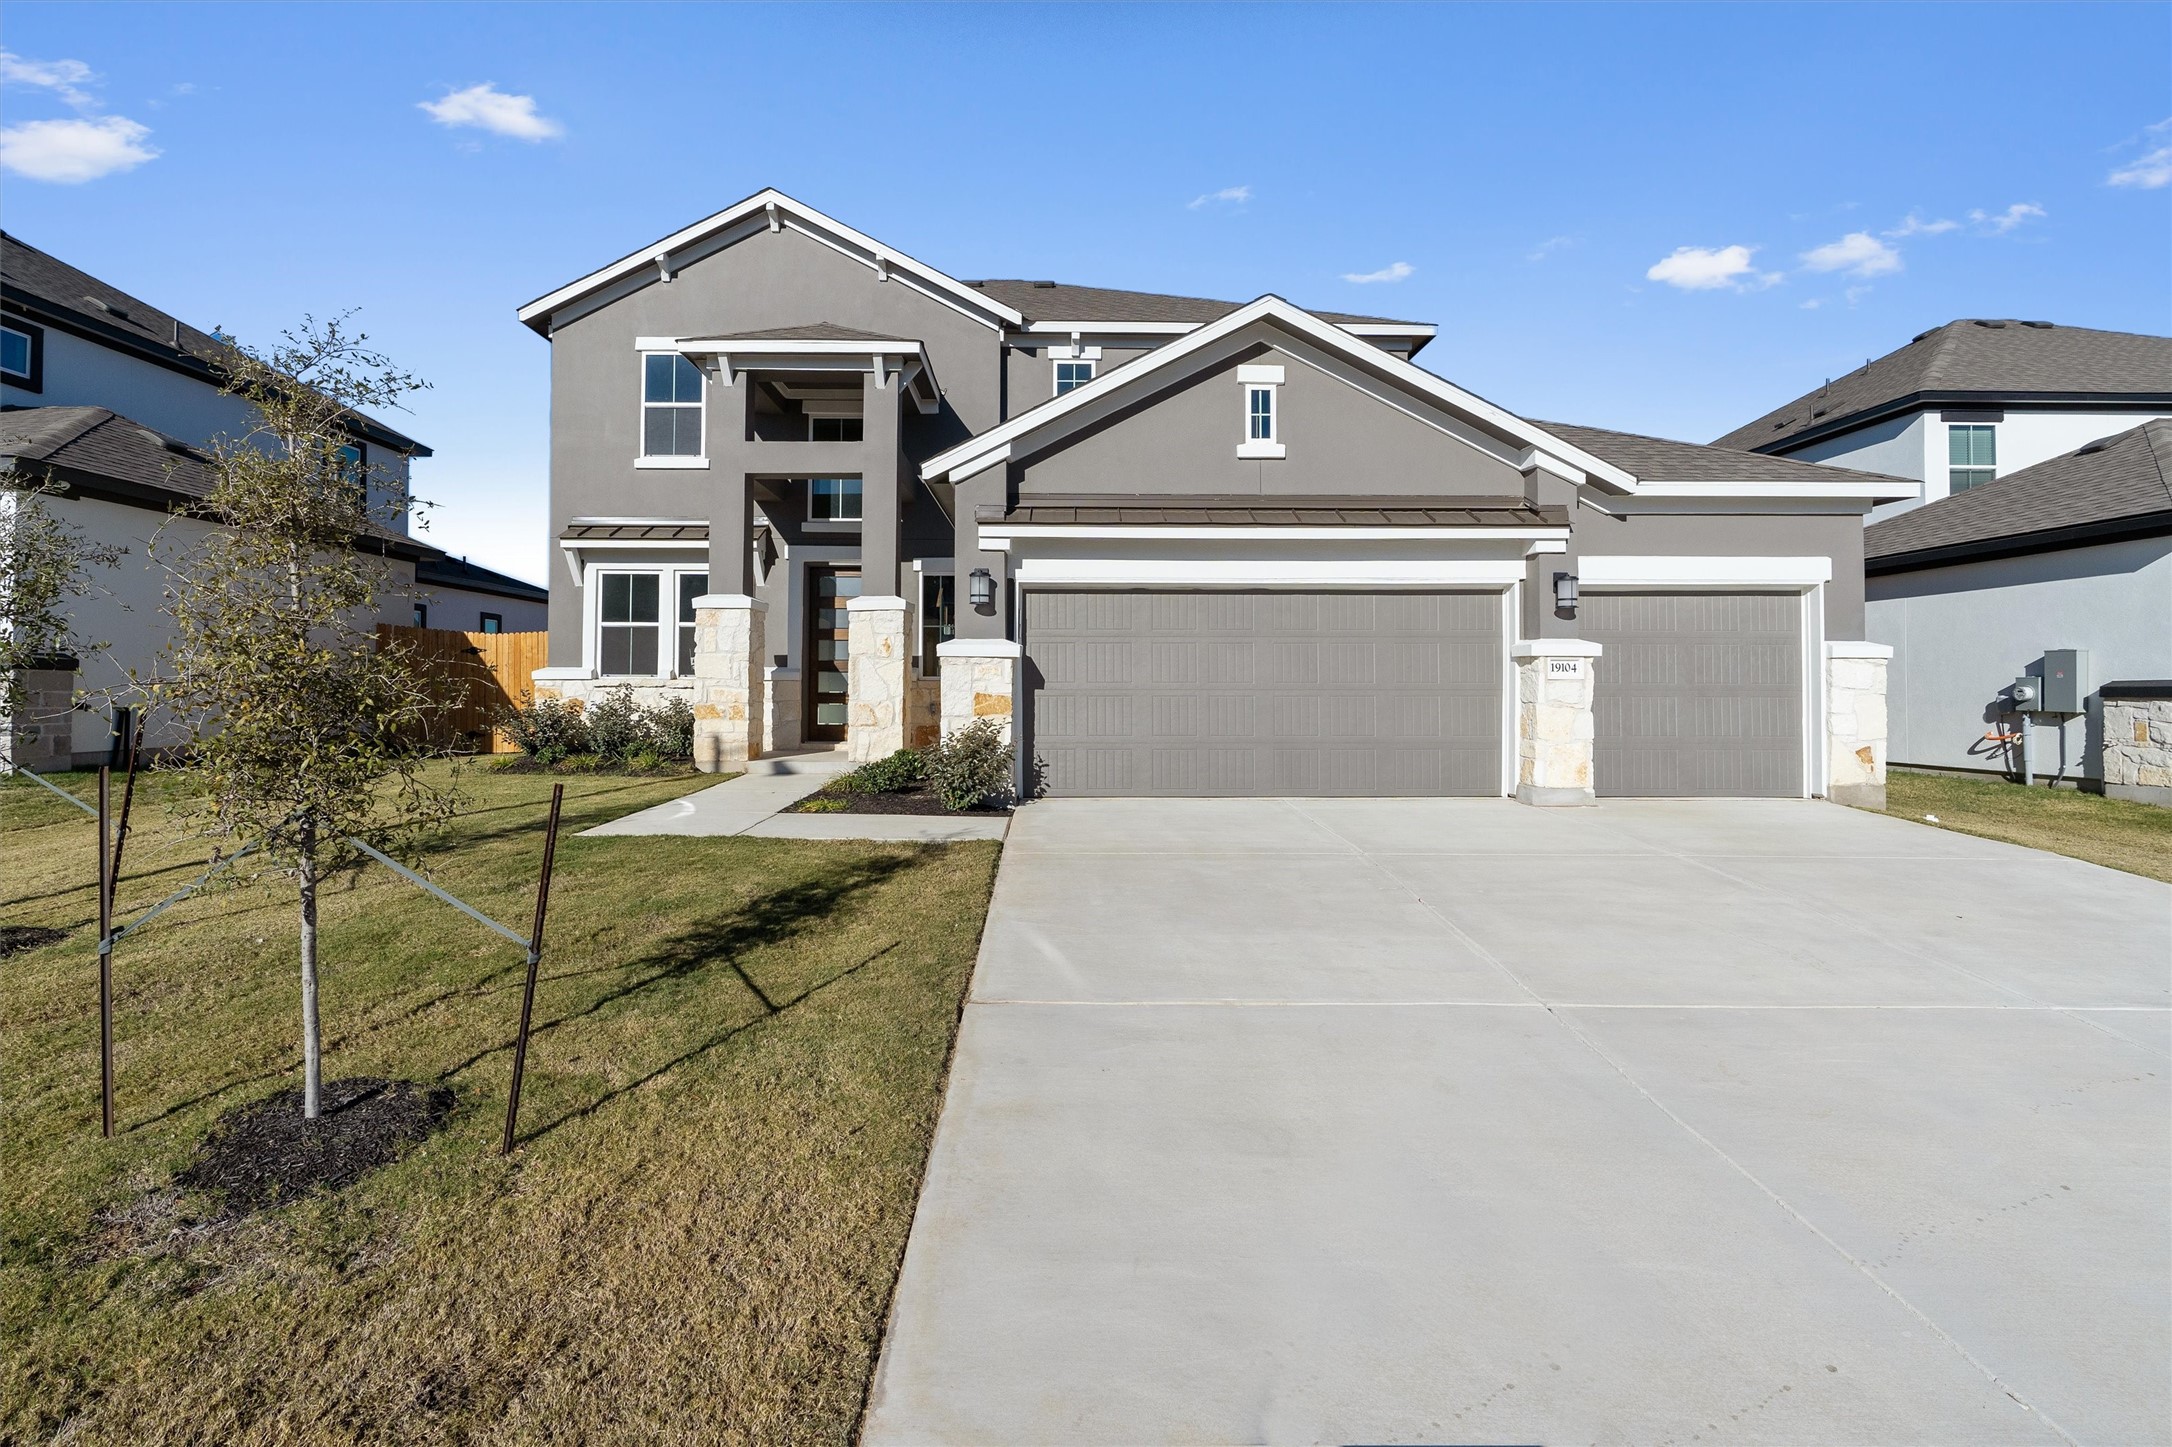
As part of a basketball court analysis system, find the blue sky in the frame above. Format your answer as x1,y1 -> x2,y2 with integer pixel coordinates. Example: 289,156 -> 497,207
4,3 -> 2167,583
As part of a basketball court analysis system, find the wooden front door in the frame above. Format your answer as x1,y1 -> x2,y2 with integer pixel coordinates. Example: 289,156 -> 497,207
806,565 -> 860,741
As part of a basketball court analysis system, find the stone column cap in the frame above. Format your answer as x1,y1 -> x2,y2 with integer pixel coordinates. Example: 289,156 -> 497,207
764,665 -> 801,680
845,594 -> 909,611
1511,639 -> 1604,659
692,594 -> 767,611
1825,640 -> 1895,659
532,666 -> 596,681
936,638 -> 1023,659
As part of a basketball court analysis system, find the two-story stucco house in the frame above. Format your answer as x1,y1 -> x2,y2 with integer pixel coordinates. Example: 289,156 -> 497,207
1714,319 -> 2172,524
523,190 -> 1920,805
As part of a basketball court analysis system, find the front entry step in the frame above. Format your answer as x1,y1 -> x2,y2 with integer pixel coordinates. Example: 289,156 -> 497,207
746,747 -> 854,777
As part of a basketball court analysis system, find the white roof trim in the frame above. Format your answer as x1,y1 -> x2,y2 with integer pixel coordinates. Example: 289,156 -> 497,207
1008,320 -> 1438,340
517,188 -> 1024,332
980,524 -> 1572,545
1634,479 -> 1920,500
923,295 -> 1635,490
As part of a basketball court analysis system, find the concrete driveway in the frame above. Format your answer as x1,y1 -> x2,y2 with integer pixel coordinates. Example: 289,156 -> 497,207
865,798 -> 2171,1446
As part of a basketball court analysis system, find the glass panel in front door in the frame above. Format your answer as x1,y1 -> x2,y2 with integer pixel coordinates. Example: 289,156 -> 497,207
808,567 -> 860,736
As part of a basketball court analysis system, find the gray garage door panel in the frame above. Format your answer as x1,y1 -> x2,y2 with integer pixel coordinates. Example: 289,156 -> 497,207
1584,591 -> 1803,798
1025,590 -> 1502,797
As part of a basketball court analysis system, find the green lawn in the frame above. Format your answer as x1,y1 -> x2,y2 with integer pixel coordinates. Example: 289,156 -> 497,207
0,763 -> 1000,1444
1884,768 -> 2172,884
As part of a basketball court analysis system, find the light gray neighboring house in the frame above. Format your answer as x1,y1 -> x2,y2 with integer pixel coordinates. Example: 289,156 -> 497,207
412,555 -> 549,634
1714,319 -> 2172,524
522,189 -> 1919,805
1865,420 -> 2172,804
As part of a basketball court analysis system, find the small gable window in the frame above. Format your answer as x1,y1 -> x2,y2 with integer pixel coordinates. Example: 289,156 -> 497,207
1055,360 -> 1095,395
1248,386 -> 1274,440
1236,363 -> 1285,459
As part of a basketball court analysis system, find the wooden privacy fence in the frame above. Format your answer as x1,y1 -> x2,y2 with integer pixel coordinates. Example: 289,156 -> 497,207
375,625 -> 547,752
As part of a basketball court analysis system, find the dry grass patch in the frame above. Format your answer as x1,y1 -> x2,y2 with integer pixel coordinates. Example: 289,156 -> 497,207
1884,768 -> 2172,883
0,765 -> 999,1444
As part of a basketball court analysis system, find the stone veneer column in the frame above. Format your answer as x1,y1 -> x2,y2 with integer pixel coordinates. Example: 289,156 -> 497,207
938,637 -> 1023,797
2101,686 -> 2172,807
1511,640 -> 1602,806
763,666 -> 802,756
1824,641 -> 1892,810
846,595 -> 909,763
691,594 -> 766,773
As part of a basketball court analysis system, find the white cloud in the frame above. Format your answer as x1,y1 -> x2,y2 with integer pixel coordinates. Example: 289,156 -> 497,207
0,116 -> 157,183
419,83 -> 563,142
1526,235 -> 1575,262
1884,213 -> 1959,238
1341,260 -> 1413,285
2108,118 -> 2172,189
1799,231 -> 1902,278
1798,298 -> 1824,310
0,49 -> 97,110
1187,184 -> 1250,210
1644,244 -> 1779,292
1971,202 -> 2046,234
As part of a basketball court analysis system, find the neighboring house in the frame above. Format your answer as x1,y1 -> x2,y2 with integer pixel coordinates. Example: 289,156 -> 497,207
1,233 -> 436,769
413,554 -> 549,633
1714,319 -> 2172,524
522,189 -> 1918,804
1864,420 -> 2172,805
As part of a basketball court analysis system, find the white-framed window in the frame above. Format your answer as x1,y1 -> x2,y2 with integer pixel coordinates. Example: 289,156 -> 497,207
1949,424 -> 1996,492
809,477 -> 863,522
1055,359 -> 1095,395
1236,363 -> 1285,458
1,323 -> 34,382
641,354 -> 705,459
598,570 -> 663,675
675,571 -> 709,675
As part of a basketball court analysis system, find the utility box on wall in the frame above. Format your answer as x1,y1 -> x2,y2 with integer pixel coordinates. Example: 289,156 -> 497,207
2040,649 -> 2089,714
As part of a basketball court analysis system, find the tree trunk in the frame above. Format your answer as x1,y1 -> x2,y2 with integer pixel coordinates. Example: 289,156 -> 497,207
298,814 -> 321,1120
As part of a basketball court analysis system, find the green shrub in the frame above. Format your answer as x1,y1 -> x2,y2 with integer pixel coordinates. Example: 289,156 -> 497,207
798,795 -> 848,813
586,686 -> 647,762
645,695 -> 696,761
831,747 -> 928,796
500,694 -> 591,766
927,720 -> 1012,812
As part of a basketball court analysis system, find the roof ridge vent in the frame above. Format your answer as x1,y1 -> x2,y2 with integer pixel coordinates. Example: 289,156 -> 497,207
2020,320 -> 2054,328
1031,280 -> 1056,288
1972,319 -> 2008,328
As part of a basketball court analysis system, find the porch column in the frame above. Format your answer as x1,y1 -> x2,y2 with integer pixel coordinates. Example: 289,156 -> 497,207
1824,641 -> 1892,809
847,363 -> 908,762
1511,640 -> 1602,806
692,595 -> 766,773
938,637 -> 1024,799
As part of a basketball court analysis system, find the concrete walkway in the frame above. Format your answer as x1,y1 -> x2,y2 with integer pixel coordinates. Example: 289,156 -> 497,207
866,797 -> 2171,1446
580,748 -> 1008,842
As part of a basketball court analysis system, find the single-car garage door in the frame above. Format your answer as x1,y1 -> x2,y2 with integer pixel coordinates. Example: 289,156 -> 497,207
1583,591 -> 1803,797
1024,589 -> 1502,797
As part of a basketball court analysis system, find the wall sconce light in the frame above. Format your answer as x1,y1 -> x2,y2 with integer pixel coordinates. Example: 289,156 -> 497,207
1553,571 -> 1579,616
968,567 -> 995,609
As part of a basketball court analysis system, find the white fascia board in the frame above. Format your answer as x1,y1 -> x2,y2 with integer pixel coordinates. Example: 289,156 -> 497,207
1634,478 -> 1920,501
923,294 -> 1636,490
1015,557 -> 1525,587
1008,320 -> 1438,342
942,443 -> 1011,484
669,336 -> 924,354
1578,555 -> 1834,587
516,188 -> 1024,331
980,525 -> 1572,545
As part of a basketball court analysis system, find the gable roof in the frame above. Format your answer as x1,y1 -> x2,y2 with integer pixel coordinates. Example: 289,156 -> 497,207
1715,319 -> 2172,454
1864,419 -> 2172,572
920,294 -> 1635,492
964,279 -> 1431,337
1536,420 -> 1916,496
516,189 -> 1025,335
677,322 -> 909,344
0,404 -> 428,554
2,232 -> 432,457
415,554 -> 548,602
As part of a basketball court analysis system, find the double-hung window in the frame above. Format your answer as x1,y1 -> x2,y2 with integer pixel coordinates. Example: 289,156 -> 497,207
809,477 -> 863,522
1948,424 -> 1996,492
919,573 -> 955,673
642,354 -> 705,458
1055,359 -> 1095,395
676,572 -> 709,676
599,572 -> 662,676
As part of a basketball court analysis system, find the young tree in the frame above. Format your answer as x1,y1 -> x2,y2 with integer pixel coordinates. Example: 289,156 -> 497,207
155,316 -> 456,1119
0,470 -> 124,753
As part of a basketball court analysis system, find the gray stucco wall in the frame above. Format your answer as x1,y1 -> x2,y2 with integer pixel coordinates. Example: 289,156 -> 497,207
1867,535 -> 2172,779
539,224 -> 1002,665
1001,343 -> 1153,420
1573,505 -> 1869,638
1015,344 -> 1525,500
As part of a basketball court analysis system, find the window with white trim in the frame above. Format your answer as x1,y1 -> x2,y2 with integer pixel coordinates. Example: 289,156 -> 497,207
1247,386 -> 1275,442
1235,363 -> 1285,458
676,571 -> 709,675
599,571 -> 663,675
642,354 -> 705,457
1,324 -> 34,382
1948,424 -> 1996,492
809,477 -> 863,522
1055,359 -> 1095,395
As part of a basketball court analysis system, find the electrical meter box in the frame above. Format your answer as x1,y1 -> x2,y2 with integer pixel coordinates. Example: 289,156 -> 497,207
2010,677 -> 2039,711
2040,649 -> 2089,714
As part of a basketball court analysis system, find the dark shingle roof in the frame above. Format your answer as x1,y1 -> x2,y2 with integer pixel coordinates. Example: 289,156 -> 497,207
1534,419 -> 1915,488
963,279 -> 1426,332
0,404 -> 426,552
415,554 -> 548,602
986,495 -> 1565,528
1,231 -> 431,457
677,322 -> 914,344
1864,420 -> 2172,571
1715,319 -> 2172,453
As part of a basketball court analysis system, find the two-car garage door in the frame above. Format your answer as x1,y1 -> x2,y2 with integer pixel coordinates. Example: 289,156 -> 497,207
1024,590 -> 1501,797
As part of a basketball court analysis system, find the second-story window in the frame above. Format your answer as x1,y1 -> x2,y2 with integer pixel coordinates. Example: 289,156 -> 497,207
809,477 -> 863,522
1948,424 -> 1996,492
2,321 -> 42,391
642,354 -> 705,457
1248,386 -> 1276,442
809,415 -> 864,442
1055,360 -> 1095,395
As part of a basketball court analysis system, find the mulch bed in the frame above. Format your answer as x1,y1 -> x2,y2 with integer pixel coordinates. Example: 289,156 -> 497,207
0,925 -> 70,958
176,1077 -> 456,1217
788,785 -> 1011,817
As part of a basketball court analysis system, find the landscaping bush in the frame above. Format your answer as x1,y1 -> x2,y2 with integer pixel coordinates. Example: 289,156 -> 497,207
927,719 -> 1012,811
645,695 -> 696,761
834,747 -> 927,796
500,694 -> 591,765
584,686 -> 647,762
500,689 -> 695,769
